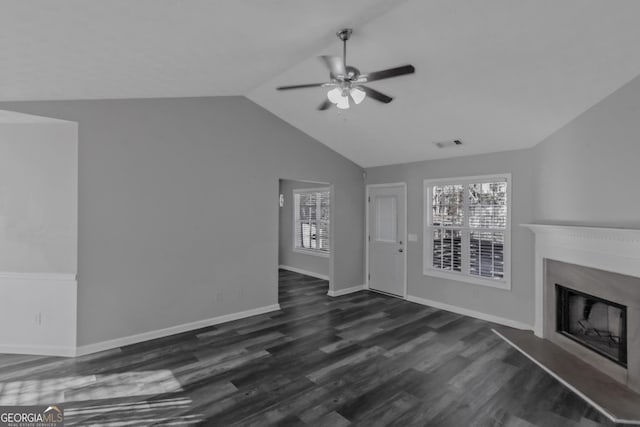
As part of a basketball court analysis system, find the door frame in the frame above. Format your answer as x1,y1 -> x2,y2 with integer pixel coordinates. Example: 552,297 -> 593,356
365,182 -> 408,299
277,178 -> 334,296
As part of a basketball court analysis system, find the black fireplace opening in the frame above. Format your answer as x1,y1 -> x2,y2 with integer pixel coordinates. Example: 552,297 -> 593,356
556,284 -> 627,367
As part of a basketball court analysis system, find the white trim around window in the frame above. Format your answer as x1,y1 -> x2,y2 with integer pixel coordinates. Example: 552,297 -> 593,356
293,187 -> 331,257
423,174 -> 512,290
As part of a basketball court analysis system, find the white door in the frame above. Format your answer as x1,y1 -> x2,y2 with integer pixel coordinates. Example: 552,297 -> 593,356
368,184 -> 406,297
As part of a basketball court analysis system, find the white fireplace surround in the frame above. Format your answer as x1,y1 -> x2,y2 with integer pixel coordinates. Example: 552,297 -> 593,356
522,224 -> 640,338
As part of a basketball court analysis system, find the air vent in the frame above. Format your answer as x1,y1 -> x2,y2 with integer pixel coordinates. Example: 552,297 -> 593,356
434,139 -> 463,149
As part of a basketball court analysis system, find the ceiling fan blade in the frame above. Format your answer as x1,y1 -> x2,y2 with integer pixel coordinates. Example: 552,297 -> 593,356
320,55 -> 346,78
317,99 -> 332,111
276,83 -> 326,90
360,86 -> 393,103
363,65 -> 415,82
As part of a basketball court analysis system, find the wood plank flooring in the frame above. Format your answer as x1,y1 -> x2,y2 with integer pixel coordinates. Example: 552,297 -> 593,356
0,269 -> 626,426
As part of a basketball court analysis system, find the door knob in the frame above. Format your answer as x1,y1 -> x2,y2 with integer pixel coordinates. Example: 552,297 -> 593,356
398,248 -> 403,253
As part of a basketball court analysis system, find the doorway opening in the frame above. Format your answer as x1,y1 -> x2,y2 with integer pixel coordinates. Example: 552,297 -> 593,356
278,179 -> 332,303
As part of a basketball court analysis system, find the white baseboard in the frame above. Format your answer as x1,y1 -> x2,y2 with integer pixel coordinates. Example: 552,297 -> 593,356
0,272 -> 77,357
278,265 -> 329,281
327,284 -> 365,297
75,304 -> 281,356
406,295 -> 532,330
0,343 -> 76,357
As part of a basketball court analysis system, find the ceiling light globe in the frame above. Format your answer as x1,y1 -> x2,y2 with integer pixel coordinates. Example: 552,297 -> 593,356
327,88 -> 343,104
350,87 -> 366,104
336,96 -> 350,109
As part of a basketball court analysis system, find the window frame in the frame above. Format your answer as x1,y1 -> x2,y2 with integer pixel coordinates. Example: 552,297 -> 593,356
423,173 -> 512,290
293,187 -> 331,258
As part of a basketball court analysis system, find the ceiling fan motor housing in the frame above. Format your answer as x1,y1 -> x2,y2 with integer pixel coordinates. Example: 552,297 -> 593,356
344,66 -> 360,80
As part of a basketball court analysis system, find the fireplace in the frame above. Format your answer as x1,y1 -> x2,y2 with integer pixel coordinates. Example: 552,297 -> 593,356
522,223 -> 640,393
556,284 -> 627,367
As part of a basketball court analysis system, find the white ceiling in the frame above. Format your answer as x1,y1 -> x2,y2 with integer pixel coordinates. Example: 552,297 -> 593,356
0,0 -> 396,100
3,1 -> 640,167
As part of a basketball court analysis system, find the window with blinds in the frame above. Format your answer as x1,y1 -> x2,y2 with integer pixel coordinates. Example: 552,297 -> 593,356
293,188 -> 330,256
424,174 -> 511,289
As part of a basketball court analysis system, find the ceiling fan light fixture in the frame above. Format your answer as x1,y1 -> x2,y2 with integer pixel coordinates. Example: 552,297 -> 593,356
335,95 -> 350,109
327,87 -> 343,104
350,86 -> 366,104
327,87 -> 351,109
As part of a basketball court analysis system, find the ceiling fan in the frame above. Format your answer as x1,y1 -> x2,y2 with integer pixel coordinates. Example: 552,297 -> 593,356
276,28 -> 415,110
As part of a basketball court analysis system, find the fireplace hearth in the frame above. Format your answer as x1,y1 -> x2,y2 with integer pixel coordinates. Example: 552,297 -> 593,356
517,223 -> 640,421
556,284 -> 627,367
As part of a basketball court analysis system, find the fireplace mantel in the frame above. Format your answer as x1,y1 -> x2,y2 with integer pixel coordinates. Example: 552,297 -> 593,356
522,223 -> 640,244
521,223 -> 640,337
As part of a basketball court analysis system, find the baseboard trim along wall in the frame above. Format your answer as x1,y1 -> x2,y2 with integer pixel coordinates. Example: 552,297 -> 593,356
406,295 -> 532,331
278,265 -> 330,281
76,303 -> 281,356
327,284 -> 365,297
0,272 -> 77,357
0,343 -> 77,358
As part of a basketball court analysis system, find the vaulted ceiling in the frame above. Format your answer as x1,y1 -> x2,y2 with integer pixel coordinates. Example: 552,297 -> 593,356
3,0 -> 640,167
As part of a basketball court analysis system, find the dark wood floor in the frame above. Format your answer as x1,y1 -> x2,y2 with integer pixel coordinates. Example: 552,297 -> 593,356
0,270 -> 625,426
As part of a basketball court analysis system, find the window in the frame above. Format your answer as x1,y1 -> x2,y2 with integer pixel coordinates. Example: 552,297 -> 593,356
293,188 -> 330,256
424,174 -> 511,289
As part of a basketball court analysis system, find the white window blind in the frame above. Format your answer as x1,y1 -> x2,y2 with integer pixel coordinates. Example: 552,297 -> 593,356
294,188 -> 330,255
424,174 -> 511,289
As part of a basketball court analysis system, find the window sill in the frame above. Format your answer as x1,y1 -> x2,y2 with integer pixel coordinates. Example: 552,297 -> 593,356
423,268 -> 511,290
293,248 -> 330,258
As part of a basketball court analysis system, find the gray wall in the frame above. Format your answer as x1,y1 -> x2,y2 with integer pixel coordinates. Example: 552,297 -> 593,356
0,97 -> 364,346
4,70 -> 636,344
364,72 -> 640,328
366,149 -> 535,326
278,179 -> 330,278
533,74 -> 640,228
